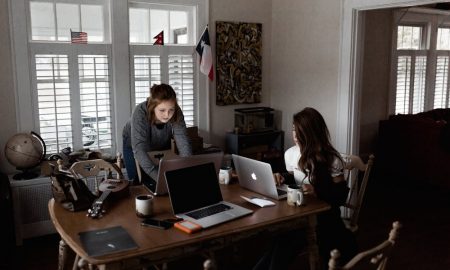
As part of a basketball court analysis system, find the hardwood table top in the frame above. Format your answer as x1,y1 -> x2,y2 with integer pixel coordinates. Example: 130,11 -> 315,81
49,183 -> 330,267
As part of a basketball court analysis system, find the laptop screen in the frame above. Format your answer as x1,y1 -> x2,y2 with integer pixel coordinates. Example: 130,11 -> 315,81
155,152 -> 224,194
165,162 -> 223,214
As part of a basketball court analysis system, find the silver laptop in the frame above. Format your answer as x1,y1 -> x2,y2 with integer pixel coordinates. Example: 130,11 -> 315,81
165,162 -> 253,228
232,154 -> 288,200
152,152 -> 224,196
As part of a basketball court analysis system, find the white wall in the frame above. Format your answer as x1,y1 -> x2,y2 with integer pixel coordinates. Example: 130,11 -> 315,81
359,9 -> 392,157
208,0 -> 273,147
270,0 -> 342,149
0,0 -> 17,173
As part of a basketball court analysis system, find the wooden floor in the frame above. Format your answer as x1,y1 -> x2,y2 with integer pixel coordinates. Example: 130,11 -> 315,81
3,176 -> 450,269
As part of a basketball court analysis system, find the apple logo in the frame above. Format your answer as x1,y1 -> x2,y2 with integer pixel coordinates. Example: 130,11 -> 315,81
251,172 -> 257,181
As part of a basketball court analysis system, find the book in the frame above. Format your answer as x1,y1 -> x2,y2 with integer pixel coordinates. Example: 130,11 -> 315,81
78,226 -> 138,257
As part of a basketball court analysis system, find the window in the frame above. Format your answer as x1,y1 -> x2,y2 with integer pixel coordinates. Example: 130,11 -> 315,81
11,0 -> 207,155
391,10 -> 450,114
133,55 -> 161,105
129,3 -> 197,126
393,24 -> 427,114
29,1 -> 108,42
28,1 -> 112,154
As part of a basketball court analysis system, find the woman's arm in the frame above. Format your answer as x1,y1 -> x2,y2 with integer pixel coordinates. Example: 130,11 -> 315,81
172,114 -> 192,157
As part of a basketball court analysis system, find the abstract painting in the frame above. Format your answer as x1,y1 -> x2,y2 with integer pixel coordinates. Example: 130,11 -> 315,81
216,21 -> 262,105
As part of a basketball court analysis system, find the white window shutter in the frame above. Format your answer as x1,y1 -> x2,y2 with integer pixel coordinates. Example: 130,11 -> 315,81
35,54 -> 73,154
169,55 -> 194,126
412,56 -> 426,114
395,56 -> 412,114
78,55 -> 113,150
434,56 -> 450,109
133,55 -> 161,106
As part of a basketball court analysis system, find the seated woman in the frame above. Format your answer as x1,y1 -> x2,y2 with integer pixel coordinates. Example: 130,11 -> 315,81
122,83 -> 192,189
255,107 -> 357,270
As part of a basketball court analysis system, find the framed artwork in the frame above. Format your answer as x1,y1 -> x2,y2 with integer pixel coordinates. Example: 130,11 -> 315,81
216,21 -> 262,105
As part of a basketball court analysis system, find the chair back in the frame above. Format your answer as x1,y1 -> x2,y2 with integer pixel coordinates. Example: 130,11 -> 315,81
328,221 -> 402,270
69,159 -> 123,195
341,154 -> 375,232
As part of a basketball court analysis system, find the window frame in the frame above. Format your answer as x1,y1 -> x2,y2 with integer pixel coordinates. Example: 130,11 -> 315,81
10,0 -> 209,155
129,40 -> 198,126
129,2 -> 196,45
30,43 -> 114,152
389,10 -> 438,115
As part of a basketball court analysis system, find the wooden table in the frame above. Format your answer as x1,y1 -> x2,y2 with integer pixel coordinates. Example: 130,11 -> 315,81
49,184 -> 330,270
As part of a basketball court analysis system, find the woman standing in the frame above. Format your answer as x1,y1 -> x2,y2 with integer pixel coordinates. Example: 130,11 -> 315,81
122,84 -> 192,188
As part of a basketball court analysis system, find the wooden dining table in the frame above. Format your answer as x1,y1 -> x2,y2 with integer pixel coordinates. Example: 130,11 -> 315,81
49,183 -> 330,270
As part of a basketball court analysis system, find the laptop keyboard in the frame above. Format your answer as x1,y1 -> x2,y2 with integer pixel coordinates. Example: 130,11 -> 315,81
186,203 -> 232,219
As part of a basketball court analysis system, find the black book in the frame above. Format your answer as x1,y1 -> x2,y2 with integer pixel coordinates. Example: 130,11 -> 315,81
78,226 -> 138,257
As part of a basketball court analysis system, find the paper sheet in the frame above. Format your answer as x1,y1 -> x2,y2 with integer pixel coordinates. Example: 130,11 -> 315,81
240,195 -> 276,207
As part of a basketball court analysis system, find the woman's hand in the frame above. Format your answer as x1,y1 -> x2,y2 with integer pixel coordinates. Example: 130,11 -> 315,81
273,173 -> 284,186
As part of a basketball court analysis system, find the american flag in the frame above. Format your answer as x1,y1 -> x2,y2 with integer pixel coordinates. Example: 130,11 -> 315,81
71,31 -> 87,44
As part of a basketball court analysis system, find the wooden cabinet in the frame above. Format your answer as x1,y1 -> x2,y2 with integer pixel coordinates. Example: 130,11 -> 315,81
226,130 -> 284,171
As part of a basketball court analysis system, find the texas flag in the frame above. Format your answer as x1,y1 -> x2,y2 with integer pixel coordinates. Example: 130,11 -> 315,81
196,27 -> 214,81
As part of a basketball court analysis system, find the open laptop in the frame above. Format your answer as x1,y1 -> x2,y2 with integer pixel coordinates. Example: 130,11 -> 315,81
151,152 -> 224,196
232,154 -> 288,200
165,162 -> 253,228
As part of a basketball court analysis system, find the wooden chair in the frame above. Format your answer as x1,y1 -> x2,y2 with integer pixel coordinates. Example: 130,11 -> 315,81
69,157 -> 123,195
203,259 -> 215,270
328,221 -> 402,270
340,154 -> 375,232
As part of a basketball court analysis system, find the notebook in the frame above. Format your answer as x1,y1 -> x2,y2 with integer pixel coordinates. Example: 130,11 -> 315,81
151,152 -> 224,195
165,162 -> 253,228
78,226 -> 138,257
232,154 -> 288,200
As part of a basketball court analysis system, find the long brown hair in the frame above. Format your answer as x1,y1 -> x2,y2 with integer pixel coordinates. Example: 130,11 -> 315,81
293,107 -> 342,184
146,84 -> 183,124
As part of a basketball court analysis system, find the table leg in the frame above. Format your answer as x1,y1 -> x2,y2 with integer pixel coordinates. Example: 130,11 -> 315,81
306,215 -> 320,270
58,238 -> 79,270
58,239 -> 68,270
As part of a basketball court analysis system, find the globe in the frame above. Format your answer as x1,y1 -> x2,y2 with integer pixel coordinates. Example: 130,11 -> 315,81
4,132 -> 46,180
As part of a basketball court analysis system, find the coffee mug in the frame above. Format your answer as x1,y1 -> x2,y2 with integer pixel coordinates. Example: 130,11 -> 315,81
287,184 -> 304,206
135,194 -> 154,218
219,166 -> 232,185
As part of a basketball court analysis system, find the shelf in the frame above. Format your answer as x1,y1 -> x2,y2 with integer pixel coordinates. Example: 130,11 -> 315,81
226,130 -> 284,172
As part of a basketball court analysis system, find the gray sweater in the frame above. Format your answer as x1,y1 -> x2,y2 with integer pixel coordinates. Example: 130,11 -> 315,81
123,101 -> 192,180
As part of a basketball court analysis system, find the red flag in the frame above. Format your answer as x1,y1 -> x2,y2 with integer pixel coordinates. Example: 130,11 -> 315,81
196,27 -> 213,81
153,31 -> 164,45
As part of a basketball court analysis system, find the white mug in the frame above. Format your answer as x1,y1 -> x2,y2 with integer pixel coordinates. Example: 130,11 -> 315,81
135,194 -> 154,218
287,184 -> 304,206
219,166 -> 232,185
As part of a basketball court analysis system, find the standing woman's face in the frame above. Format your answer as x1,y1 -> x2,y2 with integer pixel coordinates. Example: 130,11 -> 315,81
154,100 -> 176,123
